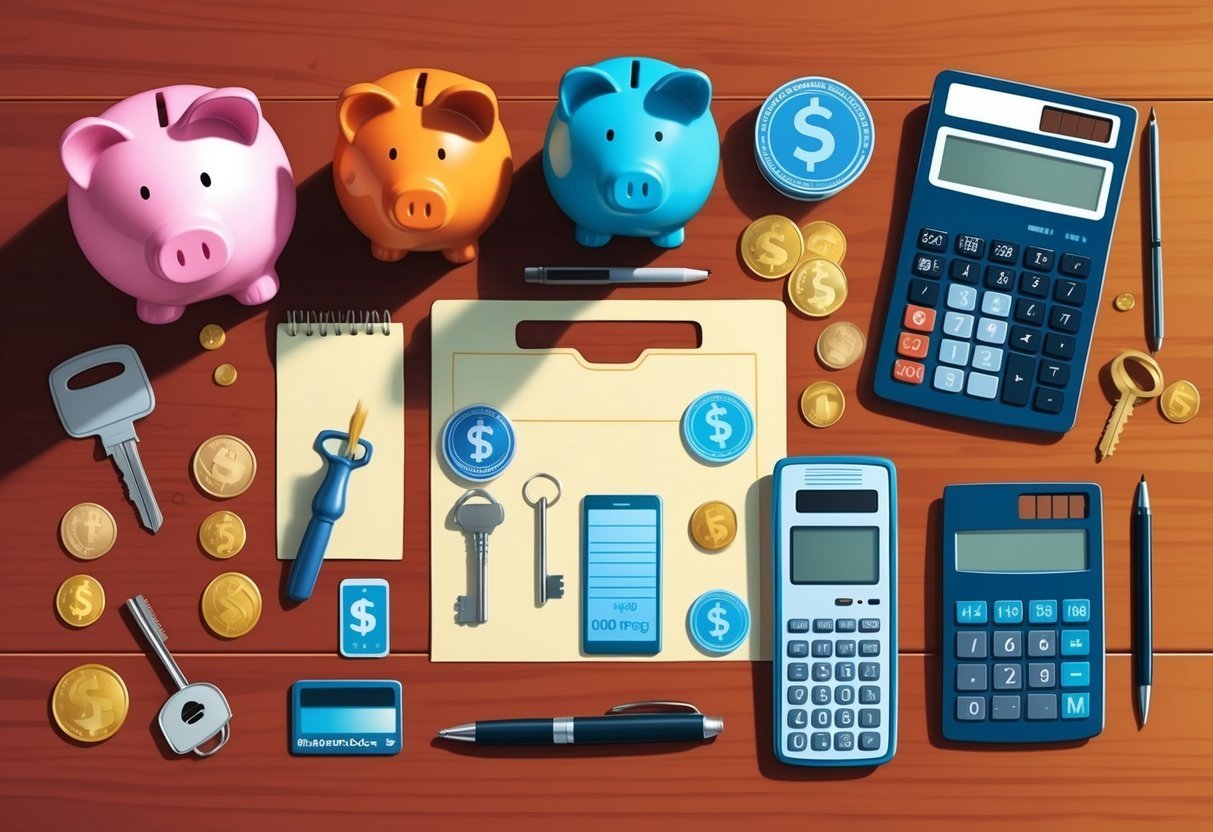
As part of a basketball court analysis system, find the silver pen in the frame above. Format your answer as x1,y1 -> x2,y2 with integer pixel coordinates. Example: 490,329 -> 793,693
524,266 -> 710,285
1148,108 -> 1164,354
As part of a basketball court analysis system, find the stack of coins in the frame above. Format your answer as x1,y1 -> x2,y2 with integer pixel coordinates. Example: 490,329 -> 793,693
741,215 -> 851,319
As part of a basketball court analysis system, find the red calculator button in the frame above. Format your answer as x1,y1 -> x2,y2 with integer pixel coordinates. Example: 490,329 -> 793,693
897,331 -> 930,359
903,305 -> 936,333
893,359 -> 925,384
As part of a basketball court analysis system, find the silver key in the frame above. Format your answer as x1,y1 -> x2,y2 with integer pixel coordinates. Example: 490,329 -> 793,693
523,473 -> 564,604
49,345 -> 163,532
127,595 -> 232,756
453,488 -> 505,624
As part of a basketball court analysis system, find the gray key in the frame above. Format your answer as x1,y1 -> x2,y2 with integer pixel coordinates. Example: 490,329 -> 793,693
126,595 -> 231,756
957,663 -> 988,691
993,630 -> 1023,658
523,474 -> 564,605
957,696 -> 986,721
811,732 -> 830,751
1028,629 -> 1057,657
812,685 -> 831,705
992,695 -> 1021,720
453,488 -> 505,624
859,708 -> 881,728
1027,693 -> 1058,720
957,630 -> 988,659
859,731 -> 881,751
993,663 -> 1022,690
1029,662 -> 1056,688
49,345 -> 162,532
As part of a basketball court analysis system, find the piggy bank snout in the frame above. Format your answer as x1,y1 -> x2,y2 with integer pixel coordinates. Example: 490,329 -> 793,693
390,186 -> 450,232
151,226 -> 232,284
606,169 -> 664,214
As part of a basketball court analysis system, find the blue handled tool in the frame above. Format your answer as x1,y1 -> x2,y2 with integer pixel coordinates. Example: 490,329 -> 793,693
287,424 -> 372,603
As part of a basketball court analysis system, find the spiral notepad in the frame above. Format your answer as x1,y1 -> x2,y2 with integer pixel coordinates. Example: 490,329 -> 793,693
276,311 -> 404,560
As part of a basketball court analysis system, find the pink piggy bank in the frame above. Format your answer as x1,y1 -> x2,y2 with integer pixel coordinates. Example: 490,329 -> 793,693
59,85 -> 295,324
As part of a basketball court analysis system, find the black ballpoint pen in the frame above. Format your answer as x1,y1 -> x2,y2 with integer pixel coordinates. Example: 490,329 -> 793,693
1148,108 -> 1164,353
436,701 -> 723,745
1135,475 -> 1153,726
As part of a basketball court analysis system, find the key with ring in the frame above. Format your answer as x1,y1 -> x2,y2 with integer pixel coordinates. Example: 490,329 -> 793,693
1098,349 -> 1164,460
524,473 -> 564,605
453,488 -> 505,624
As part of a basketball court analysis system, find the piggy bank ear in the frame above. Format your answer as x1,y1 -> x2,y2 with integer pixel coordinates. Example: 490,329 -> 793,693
557,66 -> 620,120
646,68 -> 713,124
60,117 -> 133,189
338,83 -> 400,144
173,87 -> 263,145
431,84 -> 499,140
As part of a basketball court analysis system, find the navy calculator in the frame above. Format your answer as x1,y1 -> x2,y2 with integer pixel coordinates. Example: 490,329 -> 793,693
941,483 -> 1103,743
874,70 -> 1138,433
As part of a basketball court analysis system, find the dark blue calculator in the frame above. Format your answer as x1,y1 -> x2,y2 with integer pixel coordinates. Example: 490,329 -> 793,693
941,483 -> 1103,743
874,71 -> 1138,433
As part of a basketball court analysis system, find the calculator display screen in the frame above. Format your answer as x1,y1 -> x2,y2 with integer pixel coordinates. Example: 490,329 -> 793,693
790,527 -> 879,584
937,134 -> 1106,212
955,529 -> 1087,572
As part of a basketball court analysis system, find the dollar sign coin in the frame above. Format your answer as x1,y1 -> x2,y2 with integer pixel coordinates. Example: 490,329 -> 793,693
688,590 -> 750,655
1114,292 -> 1136,312
801,381 -> 846,428
52,663 -> 129,743
192,434 -> 258,498
788,258 -> 848,317
213,363 -> 238,386
349,597 -> 377,636
199,510 -> 247,559
690,500 -> 738,552
705,403 -> 733,448
740,215 -> 803,279
441,404 -> 516,482
816,321 -> 866,370
1160,380 -> 1200,424
56,574 -> 105,628
681,391 -> 755,464
466,418 -> 494,463
201,571 -> 262,638
199,324 -> 226,350
800,219 -> 847,265
59,502 -> 117,560
793,97 -> 835,172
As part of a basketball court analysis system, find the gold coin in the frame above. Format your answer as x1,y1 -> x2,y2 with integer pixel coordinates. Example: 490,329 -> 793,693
1160,380 -> 1200,424
52,663 -> 129,743
800,381 -> 846,428
55,574 -> 105,628
213,363 -> 238,386
740,215 -> 803,280
800,220 -> 847,265
192,434 -> 257,498
1114,292 -> 1136,312
816,321 -> 866,370
201,571 -> 262,638
689,500 -> 738,552
59,502 -> 116,560
788,258 -> 848,317
199,510 -> 247,559
199,324 -> 226,350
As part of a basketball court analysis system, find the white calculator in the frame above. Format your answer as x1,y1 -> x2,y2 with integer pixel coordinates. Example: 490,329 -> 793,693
772,457 -> 898,766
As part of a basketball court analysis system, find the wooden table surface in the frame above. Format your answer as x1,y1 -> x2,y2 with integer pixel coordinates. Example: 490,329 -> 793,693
2,1 -> 1211,828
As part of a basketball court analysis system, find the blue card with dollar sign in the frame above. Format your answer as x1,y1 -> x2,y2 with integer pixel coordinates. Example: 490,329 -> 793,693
340,578 -> 389,658
682,390 -> 755,464
688,589 -> 750,655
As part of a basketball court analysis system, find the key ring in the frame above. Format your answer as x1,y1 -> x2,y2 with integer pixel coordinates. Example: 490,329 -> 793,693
1110,349 -> 1164,398
522,473 -> 562,508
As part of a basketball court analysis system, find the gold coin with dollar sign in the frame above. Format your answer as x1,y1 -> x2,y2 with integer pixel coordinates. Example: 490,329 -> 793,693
59,502 -> 117,560
199,324 -> 226,350
55,574 -> 105,628
800,220 -> 847,265
801,381 -> 846,428
788,258 -> 848,317
201,571 -> 262,638
199,510 -> 247,559
1160,380 -> 1200,424
213,363 -> 238,387
689,500 -> 738,552
192,434 -> 257,498
51,663 -> 129,743
740,215 -> 803,280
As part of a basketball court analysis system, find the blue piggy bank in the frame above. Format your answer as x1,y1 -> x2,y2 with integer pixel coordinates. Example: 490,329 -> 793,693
543,57 -> 719,248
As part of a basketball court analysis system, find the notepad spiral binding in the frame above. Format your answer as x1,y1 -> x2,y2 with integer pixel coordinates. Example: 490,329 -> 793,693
285,309 -> 392,337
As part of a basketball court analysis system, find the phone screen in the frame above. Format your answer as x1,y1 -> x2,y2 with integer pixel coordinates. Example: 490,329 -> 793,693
581,495 -> 662,655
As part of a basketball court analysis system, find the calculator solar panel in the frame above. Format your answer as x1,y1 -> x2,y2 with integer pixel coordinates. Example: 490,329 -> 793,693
873,71 -> 1138,433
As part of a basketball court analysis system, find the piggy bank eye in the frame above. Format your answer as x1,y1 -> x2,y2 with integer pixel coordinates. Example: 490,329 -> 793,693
139,186 -> 150,200
437,147 -> 446,160
200,172 -> 212,187
654,131 -> 663,142
389,147 -> 398,160
606,129 -> 615,142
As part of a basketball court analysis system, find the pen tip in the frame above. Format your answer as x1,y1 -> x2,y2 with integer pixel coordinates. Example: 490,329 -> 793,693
1149,106 -> 1157,121
1140,474 -> 1146,483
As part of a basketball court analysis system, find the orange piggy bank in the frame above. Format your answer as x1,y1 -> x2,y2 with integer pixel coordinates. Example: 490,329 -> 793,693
334,68 -> 512,264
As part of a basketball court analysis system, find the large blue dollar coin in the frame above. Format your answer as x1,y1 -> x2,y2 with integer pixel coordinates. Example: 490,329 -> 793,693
441,404 -> 515,482
688,589 -> 750,655
682,390 -> 754,463
754,76 -> 875,200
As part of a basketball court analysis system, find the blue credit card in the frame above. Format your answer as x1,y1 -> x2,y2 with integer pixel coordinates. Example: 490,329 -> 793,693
340,578 -> 389,658
290,680 -> 402,755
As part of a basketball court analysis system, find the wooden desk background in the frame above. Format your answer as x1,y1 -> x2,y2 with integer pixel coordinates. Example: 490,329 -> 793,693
1,1 -> 1211,828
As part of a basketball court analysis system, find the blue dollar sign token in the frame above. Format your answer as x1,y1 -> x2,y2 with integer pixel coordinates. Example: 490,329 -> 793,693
682,390 -> 754,464
688,589 -> 750,655
754,76 -> 875,201
441,404 -> 516,482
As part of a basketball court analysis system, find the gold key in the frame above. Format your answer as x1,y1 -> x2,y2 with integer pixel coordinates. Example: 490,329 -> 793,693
1098,350 -> 1164,460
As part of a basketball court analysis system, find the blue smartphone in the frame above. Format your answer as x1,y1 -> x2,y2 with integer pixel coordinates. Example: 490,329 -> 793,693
581,495 -> 662,655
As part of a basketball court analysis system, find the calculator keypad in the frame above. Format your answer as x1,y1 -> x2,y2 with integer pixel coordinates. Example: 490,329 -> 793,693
950,599 -> 1093,724
784,616 -> 886,757
892,227 -> 1095,418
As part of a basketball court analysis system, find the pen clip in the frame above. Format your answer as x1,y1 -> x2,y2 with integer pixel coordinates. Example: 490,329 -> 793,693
606,701 -> 702,716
